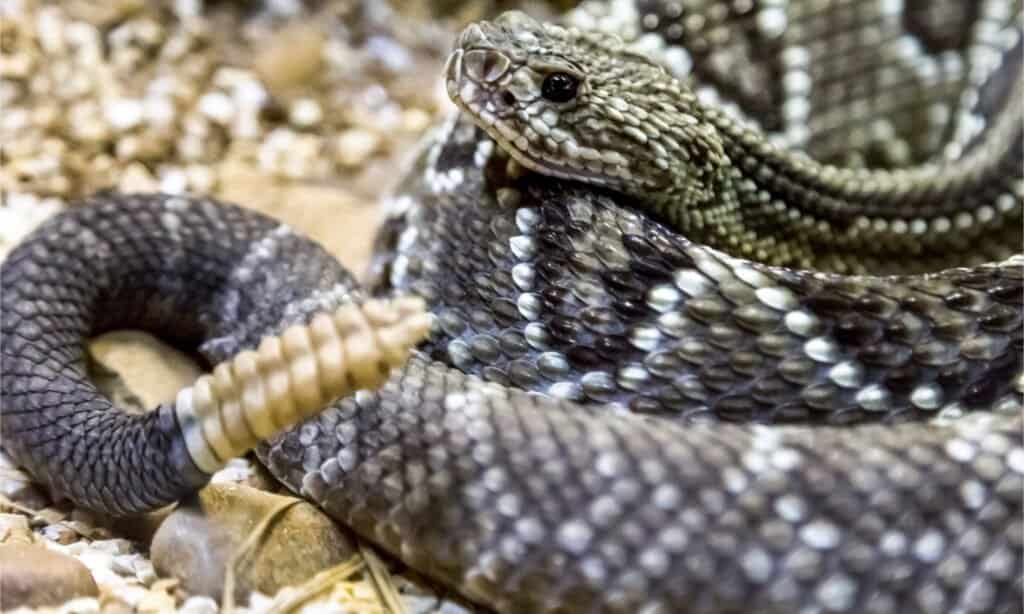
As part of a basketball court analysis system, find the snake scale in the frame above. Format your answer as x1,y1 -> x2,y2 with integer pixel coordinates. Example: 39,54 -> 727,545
2,1 -> 1023,612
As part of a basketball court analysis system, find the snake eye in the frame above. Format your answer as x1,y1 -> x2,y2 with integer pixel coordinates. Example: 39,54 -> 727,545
541,72 -> 579,103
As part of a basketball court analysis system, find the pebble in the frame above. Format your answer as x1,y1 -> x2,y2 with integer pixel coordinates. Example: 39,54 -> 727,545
55,597 -> 100,613
41,523 -> 79,545
253,21 -> 326,95
89,331 -> 203,409
135,585 -> 177,613
90,539 -> 132,556
179,595 -> 219,614
402,108 -> 433,132
0,194 -> 64,262
104,99 -> 145,132
289,97 -> 323,127
198,91 -> 236,125
150,483 -> 359,603
0,543 -> 99,610
335,129 -> 381,167
0,513 -> 32,544
116,162 -> 160,193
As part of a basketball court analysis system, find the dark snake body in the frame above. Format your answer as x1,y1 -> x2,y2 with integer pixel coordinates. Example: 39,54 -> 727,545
3,1 -> 1024,612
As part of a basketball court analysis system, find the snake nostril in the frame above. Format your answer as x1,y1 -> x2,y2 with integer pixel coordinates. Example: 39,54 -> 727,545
502,91 -> 516,106
464,49 -> 511,84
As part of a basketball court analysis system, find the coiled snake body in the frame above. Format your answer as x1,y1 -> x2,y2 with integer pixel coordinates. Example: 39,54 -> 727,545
2,2 -> 1023,613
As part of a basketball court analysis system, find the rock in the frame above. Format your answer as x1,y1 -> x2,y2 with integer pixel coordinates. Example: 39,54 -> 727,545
0,543 -> 99,609
58,597 -> 101,613
88,330 -> 203,411
335,129 -> 380,167
150,483 -> 357,603
41,522 -> 79,545
29,506 -> 68,527
116,162 -> 160,193
179,595 -> 219,614
103,583 -> 162,612
210,457 -> 281,493
99,597 -> 135,614
0,194 -> 64,264
0,513 -> 32,544
135,584 -> 177,613
254,21 -> 326,96
0,459 -> 50,510
289,98 -> 323,127
216,164 -> 379,274
91,506 -> 174,545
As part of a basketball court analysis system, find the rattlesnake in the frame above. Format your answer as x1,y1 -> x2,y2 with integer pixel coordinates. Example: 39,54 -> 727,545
3,2 -> 1023,613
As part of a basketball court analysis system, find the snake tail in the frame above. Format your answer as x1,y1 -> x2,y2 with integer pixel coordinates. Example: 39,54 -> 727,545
176,297 -> 431,475
0,193 -> 414,516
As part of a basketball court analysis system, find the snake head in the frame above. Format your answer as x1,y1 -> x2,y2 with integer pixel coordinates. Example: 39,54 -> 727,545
446,11 -> 727,207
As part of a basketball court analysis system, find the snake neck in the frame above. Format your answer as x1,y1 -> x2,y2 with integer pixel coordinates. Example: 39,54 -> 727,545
448,13 -> 1023,274
646,77 -> 1024,273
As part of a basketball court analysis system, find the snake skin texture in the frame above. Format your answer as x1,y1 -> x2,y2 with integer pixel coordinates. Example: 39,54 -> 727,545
444,10 -> 1023,273
2,1 -> 1024,613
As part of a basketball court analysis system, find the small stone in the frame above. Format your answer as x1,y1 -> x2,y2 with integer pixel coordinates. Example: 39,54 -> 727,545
63,510 -> 111,540
63,519 -> 110,540
173,0 -> 202,19
185,164 -> 216,193
404,594 -> 442,614
65,0 -> 145,27
402,108 -> 432,132
0,52 -> 34,78
0,513 -> 32,544
436,600 -> 476,614
99,596 -> 135,614
143,96 -> 176,126
90,538 -> 132,556
289,98 -> 322,127
30,506 -> 68,527
247,592 -> 274,611
179,595 -> 219,614
254,22 -> 326,95
105,99 -> 145,131
159,167 -> 190,193
335,129 -> 380,167
117,162 -> 160,193
150,483 -> 358,603
209,457 -> 278,492
0,195 -> 64,262
136,586 -> 176,613
109,553 -> 157,585
134,559 -> 158,586
0,453 -> 50,510
198,91 -> 235,125
41,523 -> 79,545
77,549 -> 120,587
0,543 -> 99,609
111,553 -> 141,575
89,331 -> 203,410
59,596 -> 101,613
107,585 -> 149,609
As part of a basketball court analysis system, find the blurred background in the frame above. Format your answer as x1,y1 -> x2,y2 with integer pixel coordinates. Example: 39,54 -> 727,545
0,0 -> 574,269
